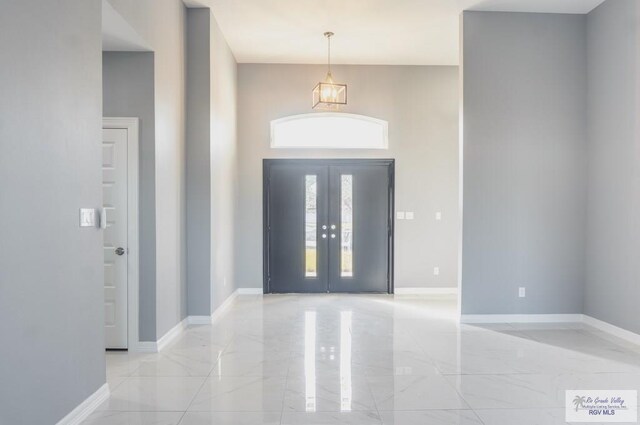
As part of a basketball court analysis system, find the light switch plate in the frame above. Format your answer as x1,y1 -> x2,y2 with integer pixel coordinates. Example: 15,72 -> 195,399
406,212 -> 414,220
519,287 -> 526,298
79,208 -> 97,227
433,266 -> 440,276
396,212 -> 405,220
435,212 -> 442,221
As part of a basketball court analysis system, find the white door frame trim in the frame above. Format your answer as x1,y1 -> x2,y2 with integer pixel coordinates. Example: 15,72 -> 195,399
103,117 -> 140,351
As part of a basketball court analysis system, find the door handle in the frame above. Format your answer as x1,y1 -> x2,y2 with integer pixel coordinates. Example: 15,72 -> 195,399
115,247 -> 125,256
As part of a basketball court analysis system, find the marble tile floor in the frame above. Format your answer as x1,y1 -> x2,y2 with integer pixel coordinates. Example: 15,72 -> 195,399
84,294 -> 640,424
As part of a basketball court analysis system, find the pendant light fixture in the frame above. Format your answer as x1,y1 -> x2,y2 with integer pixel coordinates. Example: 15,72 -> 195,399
312,31 -> 347,109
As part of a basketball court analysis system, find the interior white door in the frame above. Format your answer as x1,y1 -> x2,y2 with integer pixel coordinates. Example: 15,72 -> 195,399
103,127 -> 128,349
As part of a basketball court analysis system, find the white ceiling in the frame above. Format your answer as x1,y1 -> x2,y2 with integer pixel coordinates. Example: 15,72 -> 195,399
102,0 -> 150,51
207,0 -> 605,65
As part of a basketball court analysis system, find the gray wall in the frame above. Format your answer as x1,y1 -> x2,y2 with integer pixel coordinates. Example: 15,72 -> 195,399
186,9 -> 212,316
186,9 -> 239,314
209,12 -> 239,310
102,52 -> 157,340
106,1 -> 238,336
106,0 -> 188,338
460,11 -> 587,314
237,64 -> 459,290
585,0 -> 640,333
0,1 -> 105,424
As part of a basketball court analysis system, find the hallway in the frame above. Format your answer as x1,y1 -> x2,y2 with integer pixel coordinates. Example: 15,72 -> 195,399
85,295 -> 640,424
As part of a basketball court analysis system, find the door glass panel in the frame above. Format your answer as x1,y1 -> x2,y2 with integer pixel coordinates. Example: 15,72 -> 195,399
305,175 -> 318,278
341,175 -> 353,277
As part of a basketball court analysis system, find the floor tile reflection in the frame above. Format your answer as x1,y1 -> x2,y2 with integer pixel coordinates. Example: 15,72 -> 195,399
87,294 -> 640,424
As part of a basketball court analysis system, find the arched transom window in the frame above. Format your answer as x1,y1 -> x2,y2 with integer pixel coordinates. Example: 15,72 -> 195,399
270,113 -> 388,149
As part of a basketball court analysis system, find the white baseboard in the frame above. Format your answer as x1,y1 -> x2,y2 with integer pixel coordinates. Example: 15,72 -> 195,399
132,289 -> 251,352
394,287 -> 458,295
211,290 -> 239,323
155,317 -> 189,352
184,289 -> 263,326
133,341 -> 158,353
56,383 -> 109,425
187,315 -> 213,325
132,323 -> 187,353
583,315 -> 640,346
459,313 -> 640,347
236,287 -> 263,295
184,289 -> 244,326
461,314 -> 583,324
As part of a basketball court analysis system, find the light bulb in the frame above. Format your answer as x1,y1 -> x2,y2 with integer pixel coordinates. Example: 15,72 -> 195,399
322,86 -> 332,101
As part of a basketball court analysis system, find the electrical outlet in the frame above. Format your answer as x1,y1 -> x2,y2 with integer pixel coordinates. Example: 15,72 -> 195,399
435,211 -> 442,221
519,287 -> 526,298
433,267 -> 440,276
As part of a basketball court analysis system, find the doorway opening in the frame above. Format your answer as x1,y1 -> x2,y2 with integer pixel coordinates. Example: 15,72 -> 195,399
263,159 -> 394,294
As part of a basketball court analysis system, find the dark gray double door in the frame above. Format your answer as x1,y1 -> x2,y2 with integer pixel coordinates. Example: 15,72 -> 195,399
264,159 -> 394,293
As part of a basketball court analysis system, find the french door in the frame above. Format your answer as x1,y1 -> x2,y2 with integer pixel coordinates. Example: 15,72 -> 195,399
264,159 -> 394,293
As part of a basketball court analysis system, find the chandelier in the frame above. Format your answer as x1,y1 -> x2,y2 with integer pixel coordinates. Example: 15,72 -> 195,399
312,32 -> 347,109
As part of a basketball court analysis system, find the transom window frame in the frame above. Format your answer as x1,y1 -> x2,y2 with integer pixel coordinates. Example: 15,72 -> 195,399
270,112 -> 389,150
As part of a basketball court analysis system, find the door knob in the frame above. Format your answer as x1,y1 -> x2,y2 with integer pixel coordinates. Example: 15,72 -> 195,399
115,247 -> 125,256
322,225 -> 327,230
321,234 -> 327,239
331,234 -> 336,239
330,224 -> 336,230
